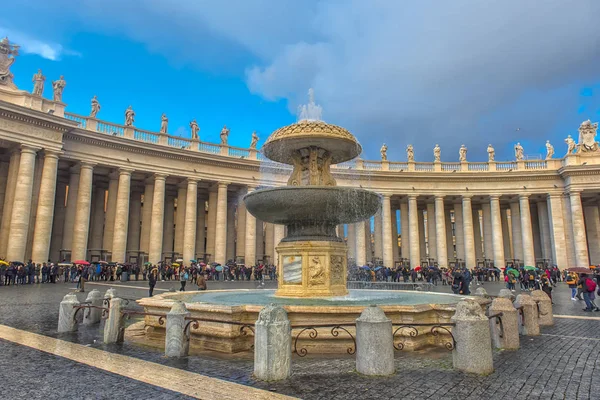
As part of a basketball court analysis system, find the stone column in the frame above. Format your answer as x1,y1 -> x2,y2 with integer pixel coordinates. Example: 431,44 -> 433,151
111,169 -> 132,263
273,224 -> 285,260
25,155 -> 44,261
182,178 -> 198,263
49,182 -> 66,261
89,187 -> 105,250
391,207 -> 400,262
265,223 -> 275,263
408,195 -> 420,268
451,300 -> 494,374
584,206 -> 600,264
364,220 -> 372,263
206,188 -> 218,258
255,221 -> 265,261
347,223 -> 356,260
245,187 -> 257,266
519,195 -> 535,267
537,201 -> 552,261
254,304 -> 291,381
562,193 -> 577,268
148,174 -> 167,263
490,195 -> 505,268
501,208 -> 512,260
373,208 -> 383,260
71,162 -> 94,262
481,203 -> 493,260
126,190 -> 142,254
547,194 -> 568,269
382,195 -> 394,268
509,201 -> 523,262
162,195 -> 175,254
531,204 -> 543,260
434,195 -> 448,268
473,208 -> 484,261
140,180 -> 154,254
569,190 -> 590,267
454,203 -> 465,261
0,161 -> 8,220
62,168 -> 80,256
418,209 -> 426,260
462,196 -> 476,268
0,150 -> 19,257
102,172 -> 118,253
195,196 -> 206,259
165,301 -> 191,358
445,210 -> 454,261
214,182 -> 228,265
31,150 -> 60,264
236,191 -> 246,258
174,184 -> 187,255
355,221 -> 366,266
226,199 -> 236,261
426,202 -> 437,259
400,202 -> 409,259
356,305 -> 394,376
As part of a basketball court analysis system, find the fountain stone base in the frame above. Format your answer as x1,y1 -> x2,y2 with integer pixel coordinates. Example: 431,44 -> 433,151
276,240 -> 348,298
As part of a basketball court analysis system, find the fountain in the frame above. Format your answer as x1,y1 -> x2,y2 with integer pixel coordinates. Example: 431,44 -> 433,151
135,90 -> 487,354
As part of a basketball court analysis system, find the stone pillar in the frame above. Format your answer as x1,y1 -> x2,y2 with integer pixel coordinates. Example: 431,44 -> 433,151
254,304 -> 291,381
62,167 -> 80,254
206,188 -> 218,258
547,194 -> 568,269
382,195 -> 394,268
481,203 -> 493,260
501,208 -> 512,260
584,206 -> 600,264
445,210 -> 454,261
182,178 -> 198,264
364,220 -> 372,263
453,203 -> 465,261
531,204 -> 543,260
103,297 -> 125,344
126,190 -> 142,253
273,224 -> 285,261
426,202 -> 437,259
31,150 -> 60,264
111,169 -> 132,263
265,223 -> 275,263
148,174 -> 167,263
400,202 -> 409,259
174,184 -> 187,255
6,145 -> 38,262
531,290 -> 553,326
519,195 -> 535,267
488,297 -> 519,350
490,195 -> 505,268
451,300 -> 494,374
0,149 -> 20,257
347,223 -> 356,261
435,195 -> 448,268
473,208 -> 484,261
0,161 -> 8,220
83,289 -> 103,325
374,208 -> 383,260
356,305 -> 394,376
510,201 -> 523,262
514,294 -> 540,336
537,201 -> 553,261
562,193 -> 577,268
49,182 -> 66,261
236,192 -> 246,258
140,180 -> 154,254
462,196 -> 476,268
391,208 -> 400,262
408,195 -> 420,268
163,195 -> 175,254
226,199 -> 236,261
214,182 -> 228,265
102,172 -> 118,253
355,221 -> 366,266
89,187 -> 105,250
195,196 -> 206,258
71,162 -> 94,262
25,155 -> 44,261
418,209 -> 426,260
165,301 -> 191,358
57,293 -> 79,333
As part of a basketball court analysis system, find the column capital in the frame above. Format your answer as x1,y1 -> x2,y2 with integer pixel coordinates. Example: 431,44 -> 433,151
118,167 -> 134,176
217,181 -> 230,189
461,194 -> 473,200
79,161 -> 96,170
568,188 -> 583,195
489,194 -> 502,200
20,144 -> 41,154
186,177 -> 199,184
381,193 -> 391,199
518,194 -> 530,200
547,192 -> 562,199
408,194 -> 418,200
154,173 -> 168,181
42,149 -> 62,159
434,194 -> 445,200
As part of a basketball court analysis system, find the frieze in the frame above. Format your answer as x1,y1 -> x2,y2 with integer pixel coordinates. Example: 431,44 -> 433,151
0,117 -> 63,142
0,108 -> 73,133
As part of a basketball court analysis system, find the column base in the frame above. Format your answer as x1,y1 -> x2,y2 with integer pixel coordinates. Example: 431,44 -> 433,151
276,240 -> 348,298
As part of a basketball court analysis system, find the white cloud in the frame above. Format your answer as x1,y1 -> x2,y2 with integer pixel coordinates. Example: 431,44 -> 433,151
0,27 -> 78,61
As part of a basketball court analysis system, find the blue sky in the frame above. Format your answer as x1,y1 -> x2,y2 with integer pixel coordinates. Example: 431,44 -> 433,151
3,1 -> 600,161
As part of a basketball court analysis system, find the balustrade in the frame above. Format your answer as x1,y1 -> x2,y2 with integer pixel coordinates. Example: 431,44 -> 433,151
97,121 -> 124,136
134,129 -> 159,143
199,142 -> 221,154
228,146 -> 250,158
415,162 -> 434,171
389,162 -> 408,170
441,162 -> 461,171
64,112 -> 87,129
167,136 -> 191,149
468,162 -> 489,171
496,162 -> 517,171
363,161 -> 382,170
525,160 -> 547,170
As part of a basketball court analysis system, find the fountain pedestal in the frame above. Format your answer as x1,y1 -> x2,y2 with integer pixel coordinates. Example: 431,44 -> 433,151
276,241 -> 348,298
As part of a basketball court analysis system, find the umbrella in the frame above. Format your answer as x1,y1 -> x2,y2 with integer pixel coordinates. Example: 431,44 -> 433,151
199,262 -> 206,267
415,266 -> 422,271
175,258 -> 184,263
360,265 -> 370,270
590,265 -> 597,269
73,260 -> 90,265
0,260 -> 8,266
567,267 -> 593,274
374,266 -> 383,271
58,263 -> 72,267
172,262 -> 180,267
507,269 -> 520,277
523,266 -> 536,271
215,265 -> 223,272
11,261 -> 24,266
144,262 -> 152,266
190,259 -> 197,263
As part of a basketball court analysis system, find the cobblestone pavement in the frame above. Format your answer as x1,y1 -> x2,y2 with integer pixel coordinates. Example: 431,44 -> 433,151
0,279 -> 599,399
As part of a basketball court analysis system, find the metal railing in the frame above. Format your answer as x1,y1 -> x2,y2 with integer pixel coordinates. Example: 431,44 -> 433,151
347,280 -> 434,291
392,323 -> 456,351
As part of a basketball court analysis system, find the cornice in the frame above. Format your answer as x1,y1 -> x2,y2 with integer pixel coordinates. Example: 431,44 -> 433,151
0,100 -> 77,133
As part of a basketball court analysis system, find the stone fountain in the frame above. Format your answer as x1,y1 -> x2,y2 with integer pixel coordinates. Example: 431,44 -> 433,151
244,90 -> 380,297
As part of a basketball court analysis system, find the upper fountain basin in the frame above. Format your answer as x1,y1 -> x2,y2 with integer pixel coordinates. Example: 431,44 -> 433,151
244,186 -> 381,226
262,121 -> 362,165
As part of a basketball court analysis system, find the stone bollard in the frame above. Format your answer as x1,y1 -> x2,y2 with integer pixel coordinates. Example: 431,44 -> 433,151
103,297 -> 125,344
58,293 -> 80,333
105,288 -> 117,299
356,305 -> 395,376
451,299 -> 494,375
475,287 -> 489,298
488,298 -> 519,350
513,294 -> 540,336
531,290 -> 554,326
254,304 -> 291,381
165,301 -> 190,357
498,288 -> 515,301
83,289 -> 103,325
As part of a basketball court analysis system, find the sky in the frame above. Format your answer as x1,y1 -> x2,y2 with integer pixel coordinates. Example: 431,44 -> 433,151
2,0 -> 600,161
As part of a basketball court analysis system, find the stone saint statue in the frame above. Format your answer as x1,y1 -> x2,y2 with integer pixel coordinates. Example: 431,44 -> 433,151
160,113 -> 168,133
380,143 -> 388,161
487,144 -> 495,162
514,142 -> 524,161
51,75 -> 66,102
459,144 -> 467,162
32,69 -> 45,96
190,119 -> 200,140
124,106 -> 135,126
406,144 -> 414,162
433,144 -> 441,162
0,37 -> 20,88
545,140 -> 554,159
250,131 -> 259,149
220,125 -> 229,145
90,95 -> 100,118
577,119 -> 599,153
564,135 -> 576,155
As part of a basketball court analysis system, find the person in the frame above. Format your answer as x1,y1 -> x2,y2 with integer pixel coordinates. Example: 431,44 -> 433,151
179,267 -> 188,291
566,272 -> 578,300
148,267 -> 158,297
196,273 -> 207,290
540,275 -> 553,303
579,273 -> 597,312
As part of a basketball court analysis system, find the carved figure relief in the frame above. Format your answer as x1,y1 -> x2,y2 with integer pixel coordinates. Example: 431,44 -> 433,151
330,255 -> 344,284
308,256 -> 325,286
